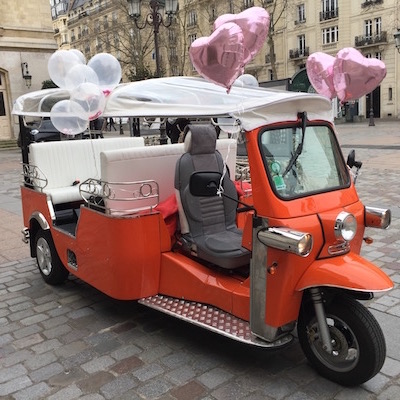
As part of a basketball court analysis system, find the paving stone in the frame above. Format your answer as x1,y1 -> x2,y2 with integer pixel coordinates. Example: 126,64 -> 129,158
197,367 -> 234,390
381,357 -> 400,377
110,355 -> 144,375
110,344 -> 141,361
24,351 -> 57,370
0,363 -> 28,384
169,380 -> 206,400
135,377 -> 174,399
48,368 -> 87,388
377,384 -> 400,400
13,382 -> 52,400
77,371 -> 114,393
62,349 -> 97,370
54,340 -> 87,358
31,338 -> 62,354
13,324 -> 42,340
100,374 -> 138,399
29,362 -> 64,383
13,333 -> 44,349
47,384 -> 82,400
133,362 -> 165,382
0,375 -> 32,397
81,355 -> 115,374
166,365 -> 197,385
1,349 -> 33,367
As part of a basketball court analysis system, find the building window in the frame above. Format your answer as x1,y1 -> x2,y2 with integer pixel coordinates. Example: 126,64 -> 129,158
322,26 -> 338,44
243,0 -> 254,8
298,34 -> 306,55
189,33 -> 197,44
268,69 -> 274,80
297,4 -> 306,23
366,52 -> 382,59
375,17 -> 382,35
365,19 -> 372,38
320,0 -> 338,20
188,10 -> 197,27
322,0 -> 337,12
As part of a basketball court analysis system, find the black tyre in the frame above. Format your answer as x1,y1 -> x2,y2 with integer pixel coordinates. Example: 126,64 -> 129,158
297,292 -> 386,386
34,229 -> 69,285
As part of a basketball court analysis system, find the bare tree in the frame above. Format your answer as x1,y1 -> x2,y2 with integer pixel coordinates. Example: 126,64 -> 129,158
261,0 -> 290,80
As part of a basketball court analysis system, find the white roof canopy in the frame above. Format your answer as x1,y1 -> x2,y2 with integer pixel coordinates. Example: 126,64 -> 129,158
13,76 -> 333,131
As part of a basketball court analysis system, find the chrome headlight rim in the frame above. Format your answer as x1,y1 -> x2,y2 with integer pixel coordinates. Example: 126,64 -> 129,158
334,211 -> 357,241
257,227 -> 313,257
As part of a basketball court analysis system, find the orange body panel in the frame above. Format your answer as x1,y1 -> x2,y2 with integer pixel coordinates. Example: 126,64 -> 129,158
67,208 -> 162,299
296,252 -> 394,292
159,252 -> 250,321
21,186 -> 164,300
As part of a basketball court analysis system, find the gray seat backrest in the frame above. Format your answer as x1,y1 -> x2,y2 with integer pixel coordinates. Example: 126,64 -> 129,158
174,124 -> 250,269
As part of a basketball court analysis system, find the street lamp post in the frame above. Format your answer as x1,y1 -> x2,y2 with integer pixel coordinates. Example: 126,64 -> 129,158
126,0 -> 178,144
368,91 -> 375,127
126,0 -> 178,78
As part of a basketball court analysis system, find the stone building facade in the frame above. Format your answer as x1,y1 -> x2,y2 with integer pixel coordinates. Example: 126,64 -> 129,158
0,0 -> 57,140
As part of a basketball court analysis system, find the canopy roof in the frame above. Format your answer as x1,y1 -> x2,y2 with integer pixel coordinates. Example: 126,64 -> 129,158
13,76 -> 333,131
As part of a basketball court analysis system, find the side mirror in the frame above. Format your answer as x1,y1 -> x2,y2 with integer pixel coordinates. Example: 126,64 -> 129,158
189,171 -> 222,197
346,149 -> 362,169
347,149 -> 355,168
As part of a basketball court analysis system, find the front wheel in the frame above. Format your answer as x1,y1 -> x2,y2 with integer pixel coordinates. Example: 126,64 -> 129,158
35,229 -> 69,285
297,292 -> 386,386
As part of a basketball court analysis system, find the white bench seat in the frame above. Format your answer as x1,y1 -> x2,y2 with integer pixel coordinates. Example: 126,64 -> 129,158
28,137 -> 145,204
100,139 -> 237,215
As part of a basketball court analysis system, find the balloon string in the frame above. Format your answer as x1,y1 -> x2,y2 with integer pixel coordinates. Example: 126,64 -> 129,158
217,138 -> 234,197
88,127 -> 99,179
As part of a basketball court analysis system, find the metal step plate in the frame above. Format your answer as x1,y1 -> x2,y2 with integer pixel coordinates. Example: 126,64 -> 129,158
138,295 -> 293,348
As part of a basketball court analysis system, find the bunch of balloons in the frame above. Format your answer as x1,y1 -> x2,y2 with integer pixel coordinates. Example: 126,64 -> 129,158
48,50 -> 122,135
189,7 -> 270,92
306,47 -> 386,102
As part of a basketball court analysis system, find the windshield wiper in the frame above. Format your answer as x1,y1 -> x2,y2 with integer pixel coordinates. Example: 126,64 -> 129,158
282,112 -> 307,178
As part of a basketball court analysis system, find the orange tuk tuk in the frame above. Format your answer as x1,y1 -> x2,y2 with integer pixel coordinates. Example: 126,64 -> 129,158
13,76 -> 393,386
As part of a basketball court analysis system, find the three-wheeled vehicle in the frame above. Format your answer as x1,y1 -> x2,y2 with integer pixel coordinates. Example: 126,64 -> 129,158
13,77 -> 393,386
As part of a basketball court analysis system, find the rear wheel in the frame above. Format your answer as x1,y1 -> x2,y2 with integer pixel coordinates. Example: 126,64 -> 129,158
297,292 -> 386,386
35,229 -> 69,285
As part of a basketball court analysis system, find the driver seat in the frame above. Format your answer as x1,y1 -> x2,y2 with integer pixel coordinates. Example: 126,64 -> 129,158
174,124 -> 251,269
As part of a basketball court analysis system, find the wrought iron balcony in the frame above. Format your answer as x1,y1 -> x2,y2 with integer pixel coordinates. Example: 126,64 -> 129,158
289,47 -> 309,59
355,31 -> 387,47
361,0 -> 383,8
320,8 -> 339,21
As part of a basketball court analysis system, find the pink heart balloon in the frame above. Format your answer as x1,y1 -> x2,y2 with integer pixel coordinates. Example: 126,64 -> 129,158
333,47 -> 386,102
306,52 -> 336,99
214,7 -> 270,65
189,22 -> 245,91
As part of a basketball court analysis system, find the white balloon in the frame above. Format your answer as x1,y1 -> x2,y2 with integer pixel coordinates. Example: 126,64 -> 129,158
88,53 -> 122,93
48,50 -> 83,89
50,100 -> 88,136
70,82 -> 106,121
69,49 -> 86,64
64,64 -> 99,90
233,74 -> 259,88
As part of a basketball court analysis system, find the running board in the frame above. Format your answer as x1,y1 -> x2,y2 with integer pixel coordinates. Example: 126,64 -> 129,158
138,295 -> 293,348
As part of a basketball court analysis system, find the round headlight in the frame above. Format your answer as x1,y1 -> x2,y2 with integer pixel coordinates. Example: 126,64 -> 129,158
335,211 -> 357,241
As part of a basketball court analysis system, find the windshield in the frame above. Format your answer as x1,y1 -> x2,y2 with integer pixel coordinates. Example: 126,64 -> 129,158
260,124 -> 350,199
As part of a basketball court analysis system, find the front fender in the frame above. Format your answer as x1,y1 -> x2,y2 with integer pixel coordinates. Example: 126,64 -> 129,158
296,252 -> 393,292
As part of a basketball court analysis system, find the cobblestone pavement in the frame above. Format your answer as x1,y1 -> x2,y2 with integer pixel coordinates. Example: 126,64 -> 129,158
1,121 -> 400,399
